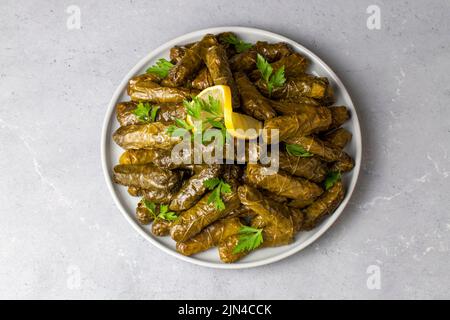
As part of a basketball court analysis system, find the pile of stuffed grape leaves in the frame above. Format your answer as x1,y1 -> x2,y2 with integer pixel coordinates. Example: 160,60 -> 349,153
111,32 -> 354,263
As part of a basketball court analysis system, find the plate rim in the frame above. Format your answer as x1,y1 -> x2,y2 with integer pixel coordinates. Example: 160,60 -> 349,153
101,26 -> 362,269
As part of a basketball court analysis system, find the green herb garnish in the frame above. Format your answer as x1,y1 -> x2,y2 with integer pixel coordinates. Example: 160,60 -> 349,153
146,58 -> 174,78
203,178 -> 232,211
142,200 -> 177,221
256,54 -> 286,96
286,144 -> 313,158
133,102 -> 159,123
324,171 -> 341,190
233,226 -> 264,254
223,34 -> 253,53
157,204 -> 178,221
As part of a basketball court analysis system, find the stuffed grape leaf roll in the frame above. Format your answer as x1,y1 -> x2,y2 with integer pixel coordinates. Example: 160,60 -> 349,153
244,164 -> 323,201
113,164 -> 180,191
234,71 -> 276,121
302,181 -> 345,230
176,217 -> 243,256
113,122 -> 181,150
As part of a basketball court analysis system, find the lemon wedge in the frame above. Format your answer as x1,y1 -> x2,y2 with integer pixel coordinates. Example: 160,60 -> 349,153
186,85 -> 262,140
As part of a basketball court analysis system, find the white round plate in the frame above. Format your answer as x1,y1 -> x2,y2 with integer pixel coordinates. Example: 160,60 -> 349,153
101,27 -> 361,269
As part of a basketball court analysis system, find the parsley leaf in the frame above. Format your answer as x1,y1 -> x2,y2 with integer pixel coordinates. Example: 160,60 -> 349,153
324,171 -> 341,190
142,199 -> 157,219
286,144 -> 313,157
149,106 -> 159,122
256,54 -> 286,96
223,34 -> 253,53
184,98 -> 202,120
132,102 -> 152,122
232,226 -> 264,254
146,58 -> 174,78
157,204 -> 178,221
203,178 -> 232,211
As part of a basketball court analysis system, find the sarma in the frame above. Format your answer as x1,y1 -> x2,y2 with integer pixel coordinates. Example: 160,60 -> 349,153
113,164 -> 180,191
238,185 -> 295,247
119,148 -> 180,169
254,41 -> 292,62
152,219 -> 172,236
116,101 -> 186,126
257,74 -> 328,100
234,72 -> 276,121
204,45 -> 239,107
278,150 -> 327,183
328,106 -> 350,130
218,234 -> 248,263
176,217 -> 242,256
169,164 -> 222,211
190,67 -> 214,90
264,107 -> 332,143
164,34 -> 217,87
302,181 -> 345,230
244,164 -> 323,201
322,128 -> 352,150
269,99 -> 320,115
284,135 -> 353,164
170,46 -> 187,64
128,78 -> 198,103
249,52 -> 308,81
113,122 -> 181,150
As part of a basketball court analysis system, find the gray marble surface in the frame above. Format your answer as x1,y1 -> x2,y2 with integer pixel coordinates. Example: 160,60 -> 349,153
1,0 -> 449,299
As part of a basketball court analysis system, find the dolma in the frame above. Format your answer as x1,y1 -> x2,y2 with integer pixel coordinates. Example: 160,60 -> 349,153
136,199 -> 154,225
284,135 -> 353,164
230,51 -> 257,72
128,186 -> 142,197
170,167 -> 241,242
269,100 -> 319,115
113,164 -> 180,191
317,84 -> 335,106
218,234 -> 248,263
238,185 -> 295,247
225,205 -> 256,219
263,107 -> 332,143
249,52 -> 308,81
254,41 -> 292,62
163,34 -> 218,87
152,219 -> 172,236
278,150 -> 327,183
169,164 -> 222,211
328,106 -> 350,130
170,190 -> 240,242
302,181 -> 345,230
204,45 -> 239,107
119,148 -> 180,169
113,122 -> 181,150
128,73 -> 161,87
257,75 -> 329,100
322,128 -> 352,150
116,101 -> 186,126
190,67 -> 214,90
216,32 -> 238,57
260,189 -> 288,203
287,198 -> 315,209
234,72 -> 276,121
141,187 -> 177,204
330,155 -> 355,173
128,78 -> 198,103
170,46 -> 187,64
176,217 -> 242,256
244,164 -> 323,201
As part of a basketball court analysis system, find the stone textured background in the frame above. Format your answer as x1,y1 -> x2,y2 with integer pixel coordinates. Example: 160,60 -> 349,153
1,0 -> 449,299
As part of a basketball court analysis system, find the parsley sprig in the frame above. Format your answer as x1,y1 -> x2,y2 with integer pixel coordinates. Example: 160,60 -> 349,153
167,96 -> 227,145
256,54 -> 286,97
142,199 -> 177,221
133,102 -> 159,123
233,226 -> 264,254
146,58 -> 174,78
222,34 -> 253,53
203,178 -> 232,211
286,144 -> 313,158
324,171 -> 341,190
